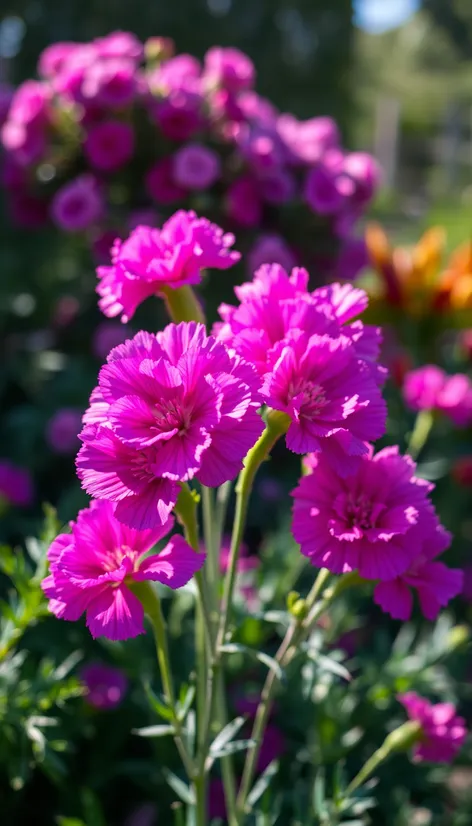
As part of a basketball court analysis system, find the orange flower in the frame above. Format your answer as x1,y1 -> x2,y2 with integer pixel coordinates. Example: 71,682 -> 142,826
365,223 -> 472,317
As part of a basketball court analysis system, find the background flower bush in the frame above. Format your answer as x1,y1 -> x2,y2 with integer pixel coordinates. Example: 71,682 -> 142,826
0,16 -> 472,826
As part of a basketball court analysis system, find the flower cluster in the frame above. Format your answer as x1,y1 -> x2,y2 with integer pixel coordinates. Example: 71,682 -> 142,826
216,263 -> 387,470
1,33 -> 380,279
403,365 -> 472,427
398,693 -> 467,763
292,446 -> 462,620
42,499 -> 203,640
77,321 -> 263,529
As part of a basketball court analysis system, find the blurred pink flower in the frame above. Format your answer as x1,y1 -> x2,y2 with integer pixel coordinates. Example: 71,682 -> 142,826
51,175 -> 103,232
203,46 -> 255,93
398,692 -> 467,763
403,366 -> 472,427
84,120 -> 134,172
93,321 -> 132,360
226,176 -> 262,227
47,408 -> 83,454
172,143 -> 221,190
81,662 -> 128,709
247,234 -> 296,276
0,460 -> 34,508
145,158 -> 186,205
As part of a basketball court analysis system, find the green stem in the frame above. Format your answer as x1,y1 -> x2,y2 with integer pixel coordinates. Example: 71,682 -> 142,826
344,721 -> 422,798
217,410 -> 290,652
201,485 -> 220,610
235,570 -> 360,820
161,285 -> 205,324
130,581 -> 195,781
215,481 -> 232,554
407,409 -> 434,459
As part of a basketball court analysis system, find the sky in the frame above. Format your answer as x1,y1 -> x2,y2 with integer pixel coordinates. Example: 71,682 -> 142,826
354,0 -> 421,34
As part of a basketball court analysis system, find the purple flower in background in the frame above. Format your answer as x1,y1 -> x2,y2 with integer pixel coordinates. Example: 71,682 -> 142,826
203,46 -> 255,92
95,31 -> 143,61
258,168 -> 295,205
172,143 -> 221,190
248,234 -> 296,275
304,164 -> 346,215
81,57 -> 137,108
93,321 -> 132,360
84,120 -> 134,172
38,42 -> 78,78
226,176 -> 262,228
145,158 -> 186,205
343,152 -> 381,205
81,662 -> 128,709
152,89 -> 203,142
51,175 -> 103,232
124,803 -> 157,826
403,366 -> 472,427
398,693 -> 467,763
335,235 -> 369,281
47,408 -> 83,454
0,460 -> 34,508
279,115 -> 340,164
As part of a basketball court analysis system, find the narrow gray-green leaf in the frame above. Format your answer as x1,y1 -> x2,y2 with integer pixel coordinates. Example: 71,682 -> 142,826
220,643 -> 284,682
247,759 -> 279,808
133,725 -> 174,738
210,738 -> 256,759
209,716 -> 246,756
162,769 -> 195,805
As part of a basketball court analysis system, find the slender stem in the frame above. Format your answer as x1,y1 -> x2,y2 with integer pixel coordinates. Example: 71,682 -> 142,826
201,485 -> 220,608
130,581 -> 195,780
161,284 -> 205,324
235,570 -> 360,820
344,721 -> 421,798
407,409 -> 434,459
217,410 -> 290,652
215,481 -> 232,554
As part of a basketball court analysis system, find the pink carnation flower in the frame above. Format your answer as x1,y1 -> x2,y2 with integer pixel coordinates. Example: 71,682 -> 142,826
77,322 -> 263,529
203,46 -> 255,93
96,210 -> 240,322
172,143 -> 221,190
38,42 -> 78,78
343,151 -> 381,205
404,365 -> 472,427
81,662 -> 128,709
216,265 -> 386,467
84,120 -> 134,172
373,514 -> 461,621
292,446 -> 449,581
0,460 -> 34,508
398,692 -> 467,763
42,499 -> 203,640
51,175 -> 103,232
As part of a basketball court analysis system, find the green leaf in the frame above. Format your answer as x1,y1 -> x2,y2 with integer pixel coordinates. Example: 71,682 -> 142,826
313,768 -> 326,816
144,681 -> 174,721
246,759 -> 279,809
56,819 -> 86,826
53,650 -> 83,681
209,716 -> 246,757
210,738 -> 256,758
133,725 -> 174,738
81,788 -> 107,826
177,684 -> 196,722
219,643 -> 285,682
308,651 -> 351,682
162,769 -> 195,805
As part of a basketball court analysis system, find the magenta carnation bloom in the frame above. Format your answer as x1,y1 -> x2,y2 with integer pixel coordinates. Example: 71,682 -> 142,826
77,323 -> 263,529
84,121 -> 134,172
145,158 -> 186,205
51,175 -> 103,232
172,143 -> 221,190
42,499 -> 203,640
203,46 -> 255,92
96,210 -> 240,322
292,446 -> 448,581
398,693 -> 467,763
47,408 -> 83,454
38,42 -> 78,78
81,662 -> 128,709
0,460 -> 34,508
403,366 -> 472,427
216,265 -> 386,465
152,89 -> 203,141
373,532 -> 462,621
